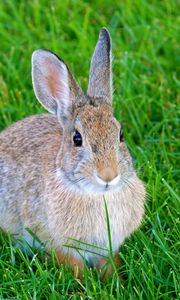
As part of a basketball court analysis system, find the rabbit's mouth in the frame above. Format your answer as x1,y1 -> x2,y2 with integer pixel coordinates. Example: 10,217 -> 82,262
95,174 -> 120,188
93,174 -> 121,192
56,168 -> 123,195
81,175 -> 123,194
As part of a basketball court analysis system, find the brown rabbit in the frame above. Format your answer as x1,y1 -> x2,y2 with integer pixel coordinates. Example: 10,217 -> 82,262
0,28 -> 145,278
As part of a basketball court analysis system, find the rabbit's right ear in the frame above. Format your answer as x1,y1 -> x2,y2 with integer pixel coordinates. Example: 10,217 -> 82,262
32,49 -> 84,124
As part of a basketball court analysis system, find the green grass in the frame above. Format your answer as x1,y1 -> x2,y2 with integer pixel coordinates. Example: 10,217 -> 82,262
0,0 -> 179,299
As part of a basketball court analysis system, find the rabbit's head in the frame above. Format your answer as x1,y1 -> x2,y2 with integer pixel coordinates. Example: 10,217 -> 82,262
32,28 -> 134,195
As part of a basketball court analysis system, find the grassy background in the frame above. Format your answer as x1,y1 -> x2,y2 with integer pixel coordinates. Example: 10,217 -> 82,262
0,0 -> 179,299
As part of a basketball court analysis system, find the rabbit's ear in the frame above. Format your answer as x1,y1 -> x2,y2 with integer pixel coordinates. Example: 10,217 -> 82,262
32,49 -> 84,123
87,28 -> 112,105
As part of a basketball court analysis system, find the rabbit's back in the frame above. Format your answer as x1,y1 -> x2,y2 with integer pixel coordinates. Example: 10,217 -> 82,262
0,114 -> 61,155
0,114 -> 62,234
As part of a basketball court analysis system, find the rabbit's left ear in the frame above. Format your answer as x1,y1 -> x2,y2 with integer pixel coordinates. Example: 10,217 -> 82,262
87,28 -> 112,105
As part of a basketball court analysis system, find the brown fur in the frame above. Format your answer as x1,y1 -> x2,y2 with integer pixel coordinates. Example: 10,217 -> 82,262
56,249 -> 84,279
98,253 -> 122,280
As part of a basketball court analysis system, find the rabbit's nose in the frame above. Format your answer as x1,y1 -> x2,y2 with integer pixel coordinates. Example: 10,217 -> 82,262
97,166 -> 118,183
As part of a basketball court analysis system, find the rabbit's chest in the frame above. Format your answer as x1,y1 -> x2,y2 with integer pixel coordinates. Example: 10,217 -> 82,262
65,195 -> 129,258
85,199 -> 125,252
50,191 -> 133,261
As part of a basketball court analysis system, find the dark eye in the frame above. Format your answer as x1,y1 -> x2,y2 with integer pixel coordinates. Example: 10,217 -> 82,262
119,126 -> 124,142
73,130 -> 82,147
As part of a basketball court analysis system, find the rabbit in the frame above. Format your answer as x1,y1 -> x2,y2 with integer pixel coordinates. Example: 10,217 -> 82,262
0,28 -> 145,278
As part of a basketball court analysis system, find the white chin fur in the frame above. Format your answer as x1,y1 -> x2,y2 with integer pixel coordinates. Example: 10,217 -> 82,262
56,169 -> 121,195
95,174 -> 120,187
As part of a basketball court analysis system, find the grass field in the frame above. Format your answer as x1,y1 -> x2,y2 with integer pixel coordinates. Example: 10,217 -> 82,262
0,0 -> 179,299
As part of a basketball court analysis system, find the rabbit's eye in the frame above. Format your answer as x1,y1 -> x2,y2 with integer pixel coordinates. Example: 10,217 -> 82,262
119,126 -> 124,142
73,130 -> 82,147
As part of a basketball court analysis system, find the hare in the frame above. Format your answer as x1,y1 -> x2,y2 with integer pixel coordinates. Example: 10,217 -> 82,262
0,28 -> 145,278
